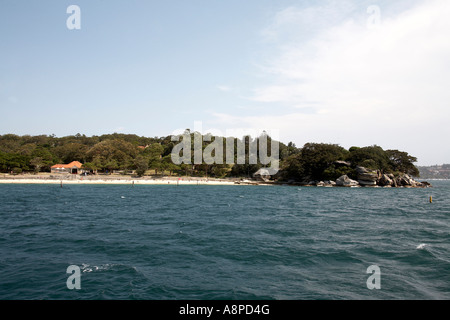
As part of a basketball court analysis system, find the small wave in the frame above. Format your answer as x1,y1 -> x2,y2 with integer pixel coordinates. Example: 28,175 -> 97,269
81,263 -> 138,273
416,244 -> 428,250
81,263 -> 110,273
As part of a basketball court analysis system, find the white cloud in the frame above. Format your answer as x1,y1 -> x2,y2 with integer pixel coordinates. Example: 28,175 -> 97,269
214,0 -> 450,165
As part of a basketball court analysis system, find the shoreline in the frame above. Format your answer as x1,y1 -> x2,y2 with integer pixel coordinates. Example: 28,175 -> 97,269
0,174 -> 434,188
0,174 -> 267,186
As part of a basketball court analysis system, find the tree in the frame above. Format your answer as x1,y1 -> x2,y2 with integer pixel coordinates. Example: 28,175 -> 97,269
134,155 -> 149,177
211,164 -> 229,178
347,145 -> 390,172
280,154 -> 304,180
280,141 -> 300,160
30,146 -> 54,172
160,155 -> 180,176
82,162 -> 98,173
322,164 -> 355,180
0,152 -> 9,172
146,143 -> 164,175
54,143 -> 88,163
83,157 -> 104,173
0,153 -> 30,173
30,157 -> 45,173
86,139 -> 138,172
180,163 -> 193,176
104,159 -> 119,173
230,163 -> 261,177
386,150 -> 419,176
299,143 -> 349,180
0,134 -> 21,153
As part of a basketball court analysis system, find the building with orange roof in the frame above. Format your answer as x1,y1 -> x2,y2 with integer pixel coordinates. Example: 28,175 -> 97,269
51,161 -> 83,174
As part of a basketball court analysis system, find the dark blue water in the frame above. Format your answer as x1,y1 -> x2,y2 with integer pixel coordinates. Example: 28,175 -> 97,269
0,181 -> 449,300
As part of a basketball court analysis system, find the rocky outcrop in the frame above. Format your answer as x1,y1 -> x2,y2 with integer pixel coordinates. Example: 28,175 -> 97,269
420,181 -> 432,187
253,168 -> 272,182
324,180 -> 336,187
377,174 -> 394,187
313,180 -> 336,187
334,160 -> 351,167
336,175 -> 359,187
279,166 -> 431,188
395,174 -> 430,188
356,166 -> 378,186
338,167 -> 431,188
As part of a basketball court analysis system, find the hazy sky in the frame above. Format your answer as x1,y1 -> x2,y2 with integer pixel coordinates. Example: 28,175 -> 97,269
0,0 -> 449,165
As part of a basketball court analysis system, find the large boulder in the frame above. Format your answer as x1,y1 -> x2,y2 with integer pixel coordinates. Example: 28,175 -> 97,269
358,179 -> 377,186
253,168 -> 272,182
324,180 -> 336,187
420,181 -> 432,187
356,166 -> 378,186
336,175 -> 359,187
388,174 -> 398,187
378,174 -> 394,187
396,174 -> 414,186
395,174 -> 429,187
334,160 -> 351,167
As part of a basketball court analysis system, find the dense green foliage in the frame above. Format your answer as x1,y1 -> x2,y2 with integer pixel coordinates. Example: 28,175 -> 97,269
0,133 -> 419,179
280,143 -> 419,181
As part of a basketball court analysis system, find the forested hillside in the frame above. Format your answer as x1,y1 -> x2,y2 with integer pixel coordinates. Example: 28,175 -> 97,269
0,133 -> 419,181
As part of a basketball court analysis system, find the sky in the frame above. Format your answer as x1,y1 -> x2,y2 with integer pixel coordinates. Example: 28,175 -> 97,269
0,0 -> 449,166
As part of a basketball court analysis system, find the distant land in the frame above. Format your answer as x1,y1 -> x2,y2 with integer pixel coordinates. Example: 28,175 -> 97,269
0,133 -> 432,188
417,165 -> 450,180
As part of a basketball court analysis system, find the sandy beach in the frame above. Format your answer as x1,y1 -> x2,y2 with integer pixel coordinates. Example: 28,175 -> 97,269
0,174 -> 266,186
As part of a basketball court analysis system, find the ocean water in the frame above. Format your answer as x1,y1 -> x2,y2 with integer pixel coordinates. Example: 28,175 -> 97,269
0,181 -> 449,300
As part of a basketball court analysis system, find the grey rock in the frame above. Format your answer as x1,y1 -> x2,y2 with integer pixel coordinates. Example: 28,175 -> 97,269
378,174 -> 394,187
395,174 -> 426,187
358,180 -> 377,186
355,166 -> 369,174
334,161 -> 351,167
359,172 -> 378,181
356,166 -> 378,186
336,175 -> 359,187
421,181 -> 432,187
